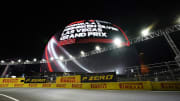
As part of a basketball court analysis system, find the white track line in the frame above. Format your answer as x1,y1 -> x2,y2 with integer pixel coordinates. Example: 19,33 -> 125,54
0,94 -> 19,101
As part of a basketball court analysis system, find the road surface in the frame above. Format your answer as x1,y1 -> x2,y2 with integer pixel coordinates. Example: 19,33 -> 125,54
0,88 -> 180,101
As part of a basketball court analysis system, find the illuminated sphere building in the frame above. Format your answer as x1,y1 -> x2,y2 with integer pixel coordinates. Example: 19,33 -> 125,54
41,20 -> 139,74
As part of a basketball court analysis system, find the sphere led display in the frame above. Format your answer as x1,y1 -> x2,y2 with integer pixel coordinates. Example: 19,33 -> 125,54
41,20 -> 139,73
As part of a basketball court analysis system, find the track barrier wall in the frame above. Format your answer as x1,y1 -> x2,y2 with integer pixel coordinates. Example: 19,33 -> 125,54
0,77 -> 180,91
56,75 -> 81,83
152,81 -> 180,91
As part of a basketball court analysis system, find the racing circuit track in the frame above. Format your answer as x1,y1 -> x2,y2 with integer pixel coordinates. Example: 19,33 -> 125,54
0,88 -> 180,101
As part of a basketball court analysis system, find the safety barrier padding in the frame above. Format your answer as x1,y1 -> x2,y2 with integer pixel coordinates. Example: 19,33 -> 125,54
0,84 -> 9,88
0,78 -> 24,84
0,78 -> 179,91
152,81 -> 180,91
56,75 -> 81,83
0,82 -> 152,90
55,81 -> 152,90
117,81 -> 152,90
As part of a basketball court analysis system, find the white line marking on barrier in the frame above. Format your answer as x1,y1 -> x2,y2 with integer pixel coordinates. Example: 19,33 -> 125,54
0,94 -> 19,101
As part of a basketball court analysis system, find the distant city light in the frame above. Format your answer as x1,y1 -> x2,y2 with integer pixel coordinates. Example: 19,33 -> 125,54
59,56 -> 64,61
95,45 -> 101,51
113,38 -> 122,47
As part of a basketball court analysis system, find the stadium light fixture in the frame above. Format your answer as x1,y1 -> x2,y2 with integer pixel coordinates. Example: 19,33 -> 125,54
141,28 -> 150,37
11,76 -> 16,78
116,69 -> 120,75
80,50 -> 85,56
33,58 -> 37,62
18,59 -> 21,63
1,60 -> 5,63
25,60 -> 30,63
11,60 -> 15,64
95,45 -> 101,51
59,56 -> 64,61
50,57 -> 54,61
41,59 -> 46,62
69,55 -> 74,59
113,38 -> 122,47
141,24 -> 154,37
131,69 -> 134,73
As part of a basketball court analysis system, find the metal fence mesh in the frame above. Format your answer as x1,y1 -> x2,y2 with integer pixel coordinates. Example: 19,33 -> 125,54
0,61 -> 180,82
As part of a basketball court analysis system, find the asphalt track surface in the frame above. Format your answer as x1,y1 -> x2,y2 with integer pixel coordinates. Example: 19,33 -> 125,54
0,88 -> 180,101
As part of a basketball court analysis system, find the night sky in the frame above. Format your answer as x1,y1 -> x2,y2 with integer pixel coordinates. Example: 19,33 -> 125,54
0,0 -> 180,64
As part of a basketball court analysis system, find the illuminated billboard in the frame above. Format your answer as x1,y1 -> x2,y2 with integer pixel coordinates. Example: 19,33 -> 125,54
58,20 -> 130,46
41,20 -> 137,73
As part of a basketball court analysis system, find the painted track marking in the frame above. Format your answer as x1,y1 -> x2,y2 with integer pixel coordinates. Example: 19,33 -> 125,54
0,94 -> 19,101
